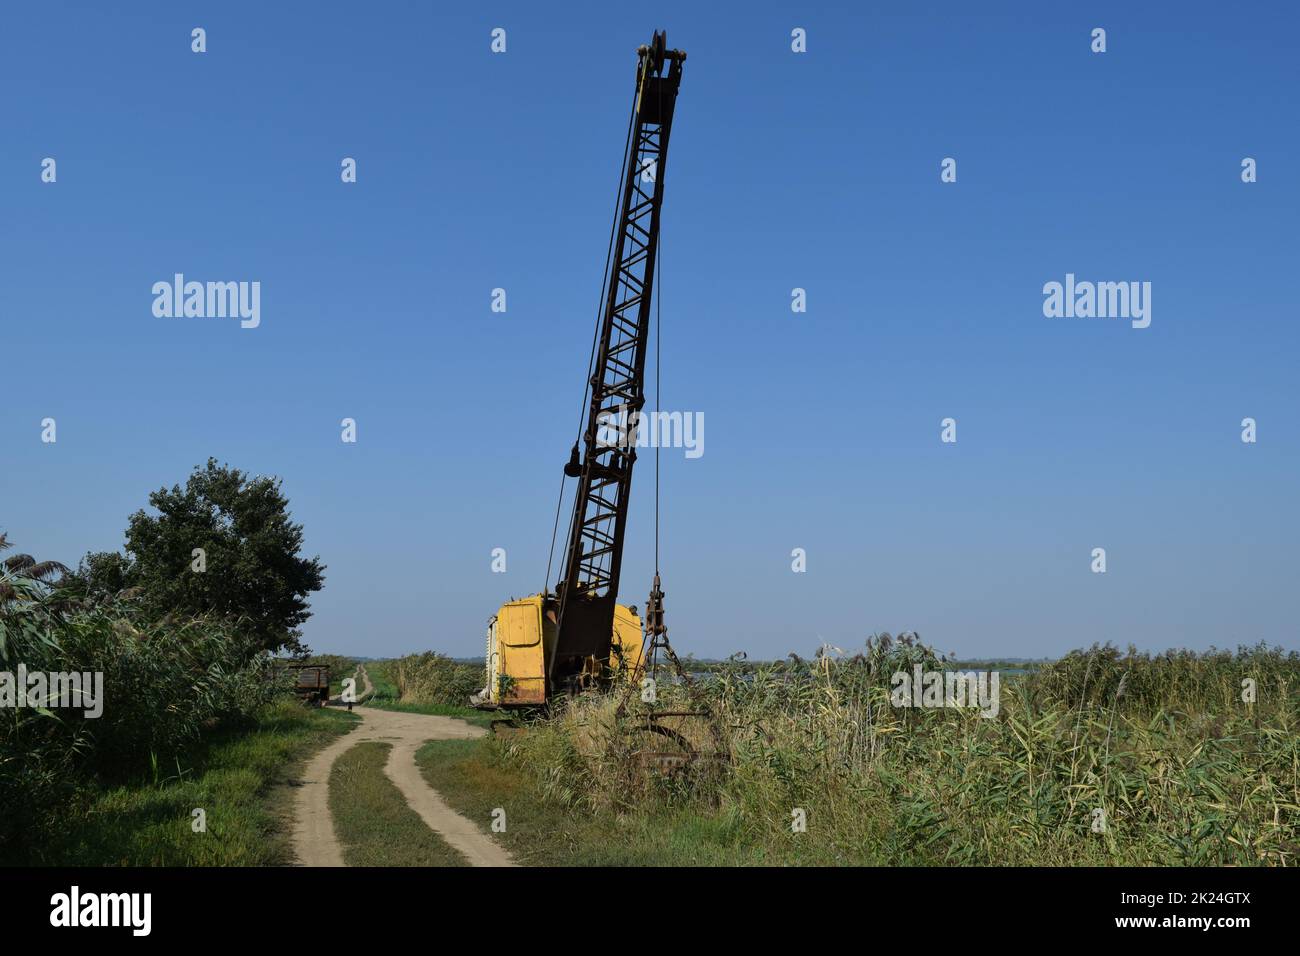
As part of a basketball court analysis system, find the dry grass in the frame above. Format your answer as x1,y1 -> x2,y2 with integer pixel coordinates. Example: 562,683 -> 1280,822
490,639 -> 1300,865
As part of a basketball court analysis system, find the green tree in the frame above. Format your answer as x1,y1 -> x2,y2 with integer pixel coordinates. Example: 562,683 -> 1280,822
124,459 -> 325,654
65,549 -> 138,601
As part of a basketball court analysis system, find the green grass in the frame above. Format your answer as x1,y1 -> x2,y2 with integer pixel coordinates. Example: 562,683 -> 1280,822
28,700 -> 359,866
415,642 -> 1300,867
363,659 -> 493,727
365,659 -> 399,698
328,741 -> 468,867
416,738 -> 774,866
364,698 -> 494,727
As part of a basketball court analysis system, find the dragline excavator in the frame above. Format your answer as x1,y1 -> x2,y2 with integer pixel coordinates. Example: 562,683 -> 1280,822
472,32 -> 685,710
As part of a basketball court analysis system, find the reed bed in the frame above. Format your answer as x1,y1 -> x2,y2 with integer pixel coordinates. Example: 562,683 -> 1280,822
390,652 -> 483,707
495,637 -> 1300,865
1,536 -> 291,860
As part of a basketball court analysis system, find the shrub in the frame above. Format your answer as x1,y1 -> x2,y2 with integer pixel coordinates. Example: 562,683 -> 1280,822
1,536 -> 290,859
391,652 -> 482,707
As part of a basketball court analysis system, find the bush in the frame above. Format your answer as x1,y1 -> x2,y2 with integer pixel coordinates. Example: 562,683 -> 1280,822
1,555 -> 289,859
391,652 -> 482,707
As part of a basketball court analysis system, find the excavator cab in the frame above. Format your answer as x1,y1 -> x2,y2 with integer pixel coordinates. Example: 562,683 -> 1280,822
473,594 -> 643,708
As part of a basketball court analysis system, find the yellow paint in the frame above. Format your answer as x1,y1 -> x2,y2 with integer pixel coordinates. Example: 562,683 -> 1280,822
484,594 -> 643,706
612,603 -> 644,677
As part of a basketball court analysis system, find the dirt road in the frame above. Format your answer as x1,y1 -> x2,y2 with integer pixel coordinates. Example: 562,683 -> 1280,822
357,664 -> 374,700
292,671 -> 515,867
329,663 -> 375,706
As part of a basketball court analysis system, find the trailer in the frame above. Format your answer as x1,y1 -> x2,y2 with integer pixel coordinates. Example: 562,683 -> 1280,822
288,664 -> 331,707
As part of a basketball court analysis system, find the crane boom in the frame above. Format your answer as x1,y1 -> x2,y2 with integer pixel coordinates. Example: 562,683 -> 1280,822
551,32 -> 685,683
473,32 -> 685,711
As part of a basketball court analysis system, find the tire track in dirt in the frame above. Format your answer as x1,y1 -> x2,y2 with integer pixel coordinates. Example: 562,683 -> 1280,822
291,694 -> 516,867
329,663 -> 374,706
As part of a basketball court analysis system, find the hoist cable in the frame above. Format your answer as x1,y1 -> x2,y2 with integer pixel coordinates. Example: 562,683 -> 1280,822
653,73 -> 663,578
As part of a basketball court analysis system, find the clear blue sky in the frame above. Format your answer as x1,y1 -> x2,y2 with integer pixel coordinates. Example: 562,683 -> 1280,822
3,1 -> 1296,660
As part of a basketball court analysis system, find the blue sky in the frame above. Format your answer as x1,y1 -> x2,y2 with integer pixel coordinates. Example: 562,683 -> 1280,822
2,1 -> 1296,660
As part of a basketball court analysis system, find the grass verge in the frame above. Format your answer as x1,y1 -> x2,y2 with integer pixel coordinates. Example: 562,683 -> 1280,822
415,738 -> 771,866
328,741 -> 468,867
414,641 -> 1300,866
29,700 -> 358,866
363,659 -> 492,727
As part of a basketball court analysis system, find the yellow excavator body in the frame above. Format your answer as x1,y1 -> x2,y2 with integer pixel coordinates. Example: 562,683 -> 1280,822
479,594 -> 643,707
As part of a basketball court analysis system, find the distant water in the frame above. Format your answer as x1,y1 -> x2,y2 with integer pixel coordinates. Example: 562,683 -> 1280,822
661,665 -> 1034,684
